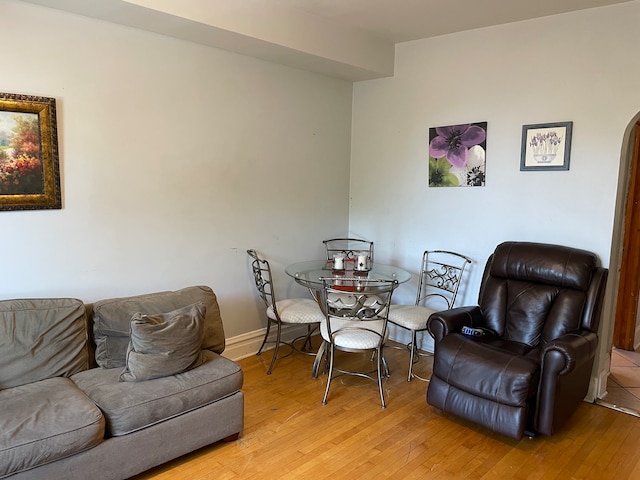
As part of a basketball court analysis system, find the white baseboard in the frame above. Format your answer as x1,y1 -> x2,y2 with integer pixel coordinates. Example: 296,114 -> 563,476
221,325 -> 313,361
594,369 -> 609,400
222,324 -> 433,361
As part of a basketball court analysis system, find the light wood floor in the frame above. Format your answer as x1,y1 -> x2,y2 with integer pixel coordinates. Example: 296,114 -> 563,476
133,340 -> 640,480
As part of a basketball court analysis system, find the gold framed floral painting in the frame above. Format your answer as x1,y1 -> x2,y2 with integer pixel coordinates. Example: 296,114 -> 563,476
0,92 -> 61,211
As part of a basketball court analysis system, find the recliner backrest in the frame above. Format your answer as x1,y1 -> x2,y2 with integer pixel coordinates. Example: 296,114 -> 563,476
478,241 -> 601,347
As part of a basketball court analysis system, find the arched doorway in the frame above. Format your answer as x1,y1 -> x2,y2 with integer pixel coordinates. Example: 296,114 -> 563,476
613,119 -> 640,350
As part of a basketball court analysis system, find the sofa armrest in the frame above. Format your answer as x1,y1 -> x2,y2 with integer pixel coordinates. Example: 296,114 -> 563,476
427,306 -> 483,346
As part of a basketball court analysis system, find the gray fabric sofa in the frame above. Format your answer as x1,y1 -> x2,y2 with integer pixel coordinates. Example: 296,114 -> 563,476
0,286 -> 244,479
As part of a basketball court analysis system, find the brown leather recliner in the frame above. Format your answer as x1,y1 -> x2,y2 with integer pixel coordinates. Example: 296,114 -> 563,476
426,241 -> 608,439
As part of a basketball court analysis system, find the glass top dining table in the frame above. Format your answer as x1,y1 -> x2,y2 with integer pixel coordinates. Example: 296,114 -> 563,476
285,260 -> 412,289
286,259 -> 412,379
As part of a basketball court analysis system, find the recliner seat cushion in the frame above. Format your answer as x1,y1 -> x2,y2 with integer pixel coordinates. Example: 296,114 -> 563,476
0,377 -> 105,478
427,376 -> 527,439
432,333 -> 540,407
71,351 -> 242,436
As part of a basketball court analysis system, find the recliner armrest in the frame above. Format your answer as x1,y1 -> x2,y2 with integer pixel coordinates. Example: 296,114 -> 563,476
536,330 -> 599,436
427,306 -> 483,345
541,331 -> 598,376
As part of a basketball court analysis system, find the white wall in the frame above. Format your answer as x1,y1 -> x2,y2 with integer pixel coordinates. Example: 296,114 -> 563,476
0,0 -> 353,338
4,0 -> 639,389
350,2 -> 640,376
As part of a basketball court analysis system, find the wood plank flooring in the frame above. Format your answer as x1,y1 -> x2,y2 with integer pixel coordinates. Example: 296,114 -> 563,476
132,340 -> 640,480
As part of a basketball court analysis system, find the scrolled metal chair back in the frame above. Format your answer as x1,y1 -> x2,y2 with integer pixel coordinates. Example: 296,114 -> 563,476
321,278 -> 398,336
417,250 -> 472,310
323,237 -> 374,263
247,249 -> 276,312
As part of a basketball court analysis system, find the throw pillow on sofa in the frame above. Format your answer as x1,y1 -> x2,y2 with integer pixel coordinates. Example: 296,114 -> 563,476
93,286 -> 225,369
120,302 -> 206,382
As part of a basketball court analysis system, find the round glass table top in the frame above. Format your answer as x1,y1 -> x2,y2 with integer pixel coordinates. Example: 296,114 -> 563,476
285,260 -> 412,288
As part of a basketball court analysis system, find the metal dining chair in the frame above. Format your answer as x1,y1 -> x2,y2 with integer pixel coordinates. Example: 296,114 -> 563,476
323,237 -> 374,265
323,237 -> 376,311
247,249 -> 325,375
388,250 -> 471,381
320,278 -> 398,408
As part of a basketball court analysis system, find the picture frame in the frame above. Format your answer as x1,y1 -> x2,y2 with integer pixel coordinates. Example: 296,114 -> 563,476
0,92 -> 61,211
428,121 -> 487,187
520,121 -> 572,171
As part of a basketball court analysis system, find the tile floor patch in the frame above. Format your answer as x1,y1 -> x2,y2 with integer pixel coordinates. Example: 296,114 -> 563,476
600,348 -> 640,416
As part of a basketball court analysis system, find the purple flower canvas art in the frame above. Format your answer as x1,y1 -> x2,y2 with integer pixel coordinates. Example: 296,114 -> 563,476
428,122 -> 487,187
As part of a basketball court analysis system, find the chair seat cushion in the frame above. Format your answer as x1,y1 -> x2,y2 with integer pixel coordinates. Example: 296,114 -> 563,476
388,304 -> 434,330
267,298 -> 324,324
432,333 -> 540,407
71,350 -> 242,437
0,377 -> 105,478
321,317 -> 388,350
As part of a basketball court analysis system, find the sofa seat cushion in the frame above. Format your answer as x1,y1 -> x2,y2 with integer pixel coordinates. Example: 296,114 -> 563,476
433,333 -> 540,407
0,377 -> 105,478
71,350 -> 243,437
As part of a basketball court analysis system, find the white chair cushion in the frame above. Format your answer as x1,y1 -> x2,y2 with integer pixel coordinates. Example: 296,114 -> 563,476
267,298 -> 324,324
320,317 -> 388,350
387,305 -> 435,330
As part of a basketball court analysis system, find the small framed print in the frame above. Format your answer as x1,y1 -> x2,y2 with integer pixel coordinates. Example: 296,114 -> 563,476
520,121 -> 572,171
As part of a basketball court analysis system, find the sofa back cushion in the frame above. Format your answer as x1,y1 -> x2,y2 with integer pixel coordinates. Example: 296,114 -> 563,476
92,286 -> 225,369
0,298 -> 90,389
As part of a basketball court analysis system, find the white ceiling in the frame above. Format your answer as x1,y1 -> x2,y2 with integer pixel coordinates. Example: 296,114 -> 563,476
19,0 -> 635,80
273,0 -> 632,43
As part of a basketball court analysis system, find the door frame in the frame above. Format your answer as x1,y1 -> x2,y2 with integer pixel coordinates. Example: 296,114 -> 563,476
613,120 -> 640,350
